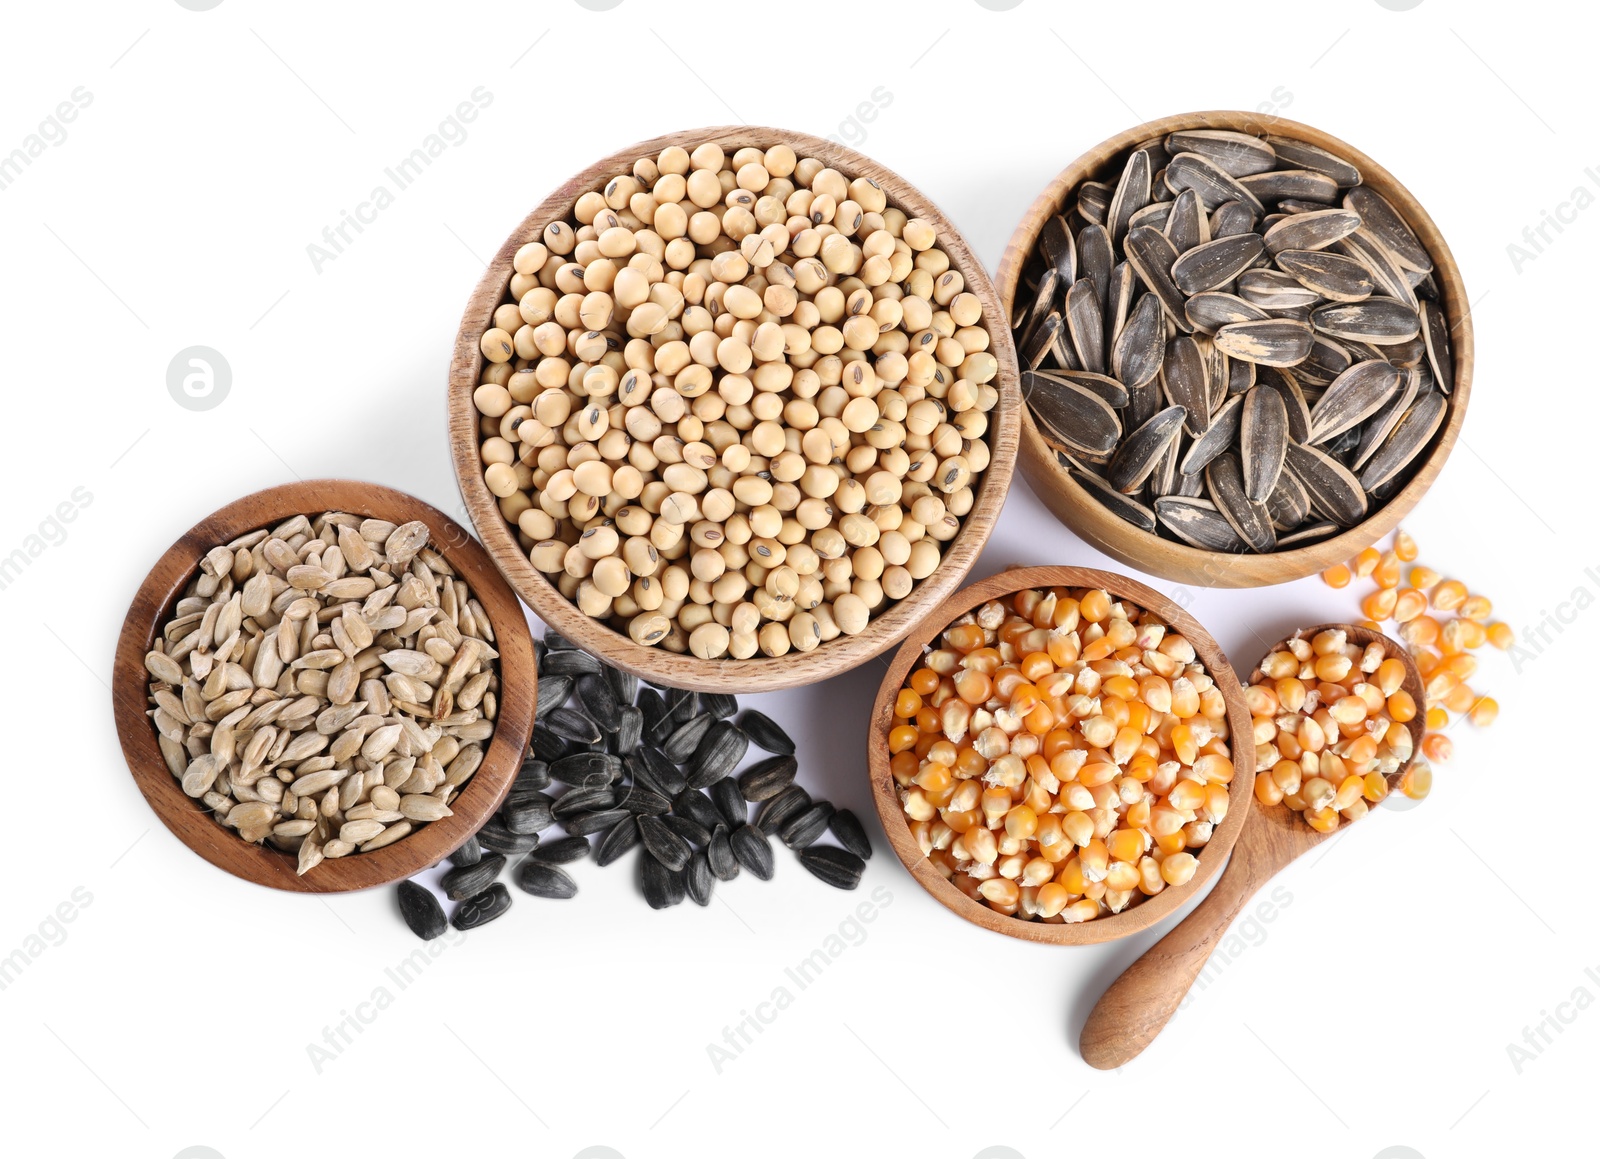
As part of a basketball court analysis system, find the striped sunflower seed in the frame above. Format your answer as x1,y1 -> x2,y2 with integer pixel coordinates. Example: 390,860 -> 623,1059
1420,300 -> 1454,395
737,755 -> 798,802
1107,405 -> 1187,493
662,813 -> 713,849
1359,390 -> 1448,491
1262,208 -> 1362,255
1160,338 -> 1211,438
1069,465 -> 1158,532
544,707 -> 602,744
1172,234 -> 1265,296
1276,250 -> 1374,302
1155,496 -> 1247,552
1346,186 -> 1431,273
1066,277 -> 1106,374
1206,452 -> 1277,553
1111,293 -> 1166,388
798,845 -> 866,891
1180,393 -> 1244,475
1166,129 -> 1277,177
442,854 -> 507,901
1184,291 -> 1268,334
1213,319 -> 1315,367
1283,441 -> 1369,526
1239,384 -> 1289,502
1264,136 -> 1362,186
1308,360 -> 1404,443
1024,371 -> 1122,456
1311,299 -> 1420,344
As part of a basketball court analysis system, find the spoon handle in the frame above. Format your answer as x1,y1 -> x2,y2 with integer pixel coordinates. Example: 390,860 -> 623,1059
1079,834 -> 1278,1069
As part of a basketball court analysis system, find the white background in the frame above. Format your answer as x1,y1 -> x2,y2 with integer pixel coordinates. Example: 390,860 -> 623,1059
1,1 -> 1594,1156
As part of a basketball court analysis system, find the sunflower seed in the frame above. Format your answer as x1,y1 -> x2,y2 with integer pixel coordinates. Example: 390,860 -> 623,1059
1266,467 -> 1312,530
563,808 -> 631,837
662,713 -> 713,763
738,710 -> 794,756
826,809 -> 873,860
1352,366 -> 1421,470
1283,441 -> 1369,526
1106,148 -> 1152,246
1078,224 -> 1113,313
1020,311 -> 1065,370
1158,190 -> 1202,254
1107,405 -> 1187,493
551,751 -> 622,788
756,784 -> 813,835
595,815 -> 640,866
636,688 -> 667,737
441,854 -> 507,901
503,799 -> 555,836
1240,169 -> 1340,204
781,802 -> 836,850
1334,233 -> 1417,307
1211,199 -> 1257,238
1206,452 -> 1276,553
662,813 -> 713,848
1346,186 -> 1430,273
709,776 -> 748,830
1311,298 -> 1420,344
1237,269 -> 1321,310
398,880 -> 448,940
545,707 -> 602,745
1185,291 -> 1268,334
1212,319 -> 1314,366
1165,129 -> 1276,177
1172,234 -> 1265,296
631,746 -> 686,797
451,834 -> 484,867
638,814 -> 692,872
640,853 -> 684,909
672,788 -> 721,832
737,755 -> 799,802
1167,152 -> 1265,214
1264,136 -> 1362,186
477,819 -> 540,855
574,674 -> 621,732
708,825 -> 740,880
1024,371 -> 1122,456
685,851 -> 714,906
610,704 -> 643,755
1124,226 -> 1191,329
615,779 -> 672,815
514,758 -> 551,796
1308,360 -> 1404,443
452,883 -> 512,930
1052,369 -> 1131,409
1039,214 -> 1076,279
1179,392 -> 1243,475
1240,384 -> 1289,501
685,719 -> 748,788
530,729 -> 574,764
1155,496 -> 1247,551
535,675 -> 572,721
1078,181 -> 1110,225
1262,208 -> 1362,255
1298,336 -> 1354,385
1070,466 -> 1159,532
553,784 -> 613,818
731,824 -> 776,880
1160,338 -> 1211,437
798,845 -> 866,891
1420,300 -> 1454,395
1359,390 -> 1448,491
1275,250 -> 1373,302
541,649 -> 601,677
515,860 -> 577,899
1066,278 -> 1106,373
601,663 -> 637,707
1276,520 -> 1340,547
527,835 -> 592,864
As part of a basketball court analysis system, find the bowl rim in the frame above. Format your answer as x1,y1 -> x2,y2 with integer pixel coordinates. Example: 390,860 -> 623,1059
865,564 -> 1256,946
995,109 -> 1473,587
447,123 -> 1020,691
111,478 -> 536,894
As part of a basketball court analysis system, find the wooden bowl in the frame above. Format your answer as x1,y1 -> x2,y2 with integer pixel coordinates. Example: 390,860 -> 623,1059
112,480 -> 536,893
448,125 -> 1020,692
866,566 -> 1256,946
996,111 -> 1473,588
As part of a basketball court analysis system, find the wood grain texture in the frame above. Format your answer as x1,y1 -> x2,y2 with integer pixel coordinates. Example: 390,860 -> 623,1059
112,480 -> 536,894
447,125 -> 1020,692
996,111 -> 1473,588
1079,622 -> 1425,1066
866,566 -> 1255,946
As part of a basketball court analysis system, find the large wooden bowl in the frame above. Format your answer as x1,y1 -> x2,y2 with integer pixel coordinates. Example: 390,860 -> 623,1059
996,111 -> 1473,588
866,566 -> 1255,946
112,480 -> 536,893
449,125 -> 1020,692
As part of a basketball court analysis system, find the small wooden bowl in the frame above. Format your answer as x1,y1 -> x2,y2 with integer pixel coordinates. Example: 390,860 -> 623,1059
996,111 -> 1473,588
866,566 -> 1255,946
448,125 -> 1020,692
112,480 -> 536,893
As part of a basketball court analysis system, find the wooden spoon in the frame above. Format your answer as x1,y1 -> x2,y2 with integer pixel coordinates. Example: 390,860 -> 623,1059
1079,622 -> 1425,1069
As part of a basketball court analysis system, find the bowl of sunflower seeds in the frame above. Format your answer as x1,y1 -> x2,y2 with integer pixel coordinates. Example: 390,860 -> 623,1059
997,111 -> 1471,587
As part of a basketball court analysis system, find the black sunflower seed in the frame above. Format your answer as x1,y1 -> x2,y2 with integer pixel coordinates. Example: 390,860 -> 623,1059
709,777 -> 748,830
540,648 -> 601,677
662,713 -> 713,763
631,746 -> 686,797
513,757 -> 551,794
441,854 -> 506,900
699,692 -> 738,720
798,845 -> 866,890
731,824 -> 775,881
636,688 -> 668,738
828,809 -> 873,860
552,785 -> 615,819
543,630 -> 577,651
685,720 -> 748,788
738,755 -> 798,802
502,800 -> 555,836
550,751 -> 622,788
757,784 -> 813,835
737,709 -> 794,756
575,674 -> 621,732
707,825 -> 740,880
685,851 -> 714,906
663,812 -> 713,849
616,780 -> 672,816
449,834 -> 483,867
564,808 -> 631,837
610,705 -> 643,755
452,883 -> 512,930
515,859 -> 578,899
601,663 -> 638,707
530,729 -> 575,763
780,802 -> 835,850
397,880 -> 448,940
655,686 -> 696,728
672,788 -> 722,833
545,707 -> 602,745
638,815 -> 692,871
526,835 -> 591,864
595,815 -> 640,866
534,675 -> 572,722
477,819 -> 540,855
640,853 -> 684,909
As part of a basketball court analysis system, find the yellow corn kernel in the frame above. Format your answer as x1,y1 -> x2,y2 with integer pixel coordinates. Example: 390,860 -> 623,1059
1460,594 -> 1493,621
1393,529 -> 1418,561
1362,588 -> 1398,620
1409,564 -> 1439,591
1486,622 -> 1515,650
1400,760 -> 1432,800
1305,806 -> 1340,833
1255,771 -> 1285,806
1469,696 -> 1499,727
1353,547 -> 1381,577
1159,852 -> 1198,886
1322,564 -> 1353,588
1431,579 -> 1468,612
1363,770 -> 1389,802
1393,588 -> 1427,623
1374,551 -> 1402,588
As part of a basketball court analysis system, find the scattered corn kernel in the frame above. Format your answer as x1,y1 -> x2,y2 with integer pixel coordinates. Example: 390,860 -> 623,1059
1394,529 -> 1418,562
1322,564 -> 1352,589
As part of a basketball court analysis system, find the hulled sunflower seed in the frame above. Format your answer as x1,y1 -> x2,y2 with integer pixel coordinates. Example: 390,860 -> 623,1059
398,880 -> 448,940
1359,390 -> 1448,491
798,845 -> 866,890
527,835 -> 592,864
452,883 -> 512,930
638,815 -> 692,872
1283,441 -> 1369,526
515,860 -> 577,899
1240,384 -> 1289,501
731,824 -> 775,880
1206,452 -> 1276,553
595,815 -> 640,866
685,719 -> 748,788
738,755 -> 798,802
829,809 -> 873,860
441,854 -> 507,901
738,710 -> 794,756
1155,496 -> 1248,552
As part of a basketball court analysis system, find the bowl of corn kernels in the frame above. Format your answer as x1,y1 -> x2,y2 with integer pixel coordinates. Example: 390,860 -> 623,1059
867,565 -> 1255,945
448,126 -> 1019,693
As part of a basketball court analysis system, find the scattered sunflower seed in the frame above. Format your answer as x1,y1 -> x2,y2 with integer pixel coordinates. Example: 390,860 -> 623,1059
731,824 -> 776,881
398,881 -> 448,940
452,883 -> 512,930
828,809 -> 873,860
738,710 -> 794,756
798,845 -> 866,890
515,860 -> 578,899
